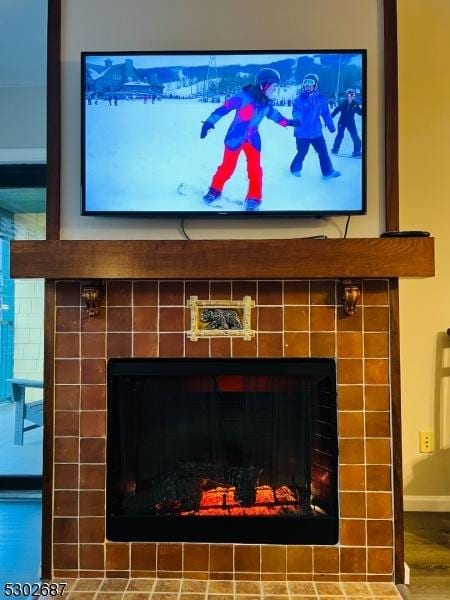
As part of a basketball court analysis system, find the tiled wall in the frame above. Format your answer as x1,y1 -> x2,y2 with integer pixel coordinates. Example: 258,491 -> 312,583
52,279 -> 394,581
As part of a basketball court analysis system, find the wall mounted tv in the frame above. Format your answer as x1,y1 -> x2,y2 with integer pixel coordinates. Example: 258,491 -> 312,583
81,50 -> 366,217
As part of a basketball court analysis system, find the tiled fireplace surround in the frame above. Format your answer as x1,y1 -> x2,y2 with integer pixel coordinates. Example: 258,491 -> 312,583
52,277 -> 394,582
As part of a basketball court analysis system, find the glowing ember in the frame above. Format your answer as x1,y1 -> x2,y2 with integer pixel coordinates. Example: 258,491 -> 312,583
179,484 -> 300,516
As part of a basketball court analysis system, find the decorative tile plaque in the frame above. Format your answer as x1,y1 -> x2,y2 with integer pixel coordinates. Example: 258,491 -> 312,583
187,295 -> 255,341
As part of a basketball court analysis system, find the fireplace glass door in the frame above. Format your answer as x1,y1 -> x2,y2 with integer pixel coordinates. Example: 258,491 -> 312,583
107,358 -> 338,544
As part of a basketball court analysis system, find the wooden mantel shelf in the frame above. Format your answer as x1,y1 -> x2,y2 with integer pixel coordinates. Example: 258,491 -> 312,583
10,237 -> 434,280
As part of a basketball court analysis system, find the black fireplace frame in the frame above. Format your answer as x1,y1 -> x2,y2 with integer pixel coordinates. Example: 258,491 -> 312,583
106,357 -> 339,545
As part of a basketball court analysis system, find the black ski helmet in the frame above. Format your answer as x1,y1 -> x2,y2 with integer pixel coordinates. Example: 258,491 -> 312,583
302,73 -> 319,90
255,68 -> 281,86
346,88 -> 356,95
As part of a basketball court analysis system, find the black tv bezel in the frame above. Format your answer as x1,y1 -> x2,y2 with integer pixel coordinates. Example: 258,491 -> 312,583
81,49 -> 367,219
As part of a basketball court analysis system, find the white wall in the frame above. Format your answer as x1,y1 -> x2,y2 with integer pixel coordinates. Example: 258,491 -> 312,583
60,0 -> 384,240
398,0 -> 450,506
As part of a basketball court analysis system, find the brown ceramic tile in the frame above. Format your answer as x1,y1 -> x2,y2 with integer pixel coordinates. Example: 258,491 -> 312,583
210,571 -> 235,580
338,412 -> 364,438
55,359 -> 80,385
366,438 -> 391,464
367,547 -> 393,573
261,545 -> 286,574
133,281 -> 158,306
184,544 -> 209,571
160,281 -> 184,304
54,491 -> 78,516
210,544 -> 233,572
363,307 -> 389,331
56,307 -> 81,332
284,306 -> 309,331
185,338 -> 210,357
258,306 -> 283,331
235,545 -> 260,572
369,582 -> 399,595
69,588 -> 100,597
284,280 -> 309,305
337,307 -> 363,331
337,358 -> 363,384
284,332 -> 309,357
340,519 -> 366,546
288,581 -> 316,594
80,438 -> 106,463
338,386 -> 363,411
54,517 -> 78,543
130,543 -> 157,570
365,412 -> 390,438
54,438 -> 79,463
364,333 -> 389,358
99,579 -> 129,592
232,280 -> 257,299
262,581 -> 289,594
210,337 -> 231,357
365,359 -> 389,385
79,544 -> 104,570
107,281 -> 132,306
185,280 -> 210,300
81,385 -> 106,410
367,520 -> 393,546
73,579 -> 104,591
133,333 -> 158,357
108,307 -> 132,331
180,580 -> 208,592
336,332 -> 362,358
79,490 -> 105,516
56,333 -> 80,358
159,333 -> 184,357
366,492 -> 393,519
80,411 -> 106,438
313,547 -> 339,573
210,281 -> 231,300
126,578 -> 156,591
365,386 -> 390,411
362,280 -> 389,305
208,580 -> 234,593
81,309 -> 106,332
107,333 -> 132,357
341,581 -> 372,595
366,465 -> 391,491
287,547 -> 313,573
232,336 -> 257,357
157,543 -> 182,571
56,281 -> 81,306
54,463 -> 79,489
310,306 -> 335,331
81,359 -> 106,385
124,592 -> 155,600
234,572 -> 259,581
53,544 -> 78,569
79,517 -> 105,543
315,581 -> 344,595
105,571 -> 129,579
310,332 -> 335,357
80,333 -> 106,358
55,411 -> 79,437
340,547 -> 366,573
80,464 -> 105,489
235,581 -> 261,594
339,465 -> 366,491
339,439 -> 364,464
159,307 -> 184,331
55,385 -> 80,411
106,542 -> 130,569
258,280 -> 282,305
310,280 -> 336,305
133,307 -> 158,331
259,333 -> 283,357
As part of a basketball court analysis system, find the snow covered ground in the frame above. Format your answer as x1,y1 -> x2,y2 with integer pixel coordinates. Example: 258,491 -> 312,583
84,97 -> 363,214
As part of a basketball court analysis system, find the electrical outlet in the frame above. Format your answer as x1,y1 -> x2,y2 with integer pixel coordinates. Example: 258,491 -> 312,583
419,431 -> 434,453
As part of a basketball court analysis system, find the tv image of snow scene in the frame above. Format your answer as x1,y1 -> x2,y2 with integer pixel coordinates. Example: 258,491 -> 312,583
82,51 -> 366,216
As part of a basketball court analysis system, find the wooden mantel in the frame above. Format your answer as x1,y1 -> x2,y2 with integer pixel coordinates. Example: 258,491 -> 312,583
10,237 -> 434,280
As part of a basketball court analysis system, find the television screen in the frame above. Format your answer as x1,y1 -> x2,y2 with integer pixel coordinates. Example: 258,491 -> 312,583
81,50 -> 366,217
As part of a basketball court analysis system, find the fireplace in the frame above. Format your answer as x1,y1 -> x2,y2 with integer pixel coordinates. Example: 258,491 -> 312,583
106,357 -> 338,545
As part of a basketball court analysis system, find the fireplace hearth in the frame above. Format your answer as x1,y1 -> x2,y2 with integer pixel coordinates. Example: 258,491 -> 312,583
106,358 -> 338,545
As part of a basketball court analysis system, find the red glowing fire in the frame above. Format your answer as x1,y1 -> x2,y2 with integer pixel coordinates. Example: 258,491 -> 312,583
180,484 -> 300,516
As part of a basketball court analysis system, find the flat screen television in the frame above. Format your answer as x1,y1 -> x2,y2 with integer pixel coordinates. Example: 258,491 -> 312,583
81,50 -> 366,217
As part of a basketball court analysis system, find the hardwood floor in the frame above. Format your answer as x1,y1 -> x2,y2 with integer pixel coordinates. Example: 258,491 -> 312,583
404,511 -> 450,599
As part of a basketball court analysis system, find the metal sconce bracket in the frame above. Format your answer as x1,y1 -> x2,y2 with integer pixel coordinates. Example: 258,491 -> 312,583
81,280 -> 104,317
341,279 -> 361,316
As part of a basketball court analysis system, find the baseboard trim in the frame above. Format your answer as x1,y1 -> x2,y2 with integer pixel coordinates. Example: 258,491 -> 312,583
403,495 -> 450,511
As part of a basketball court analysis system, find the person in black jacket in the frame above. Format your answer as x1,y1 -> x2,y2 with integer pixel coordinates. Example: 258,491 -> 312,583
330,89 -> 362,157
